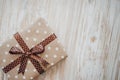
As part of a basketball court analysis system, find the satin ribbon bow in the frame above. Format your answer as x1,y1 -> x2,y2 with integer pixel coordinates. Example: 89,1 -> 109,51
2,32 -> 57,75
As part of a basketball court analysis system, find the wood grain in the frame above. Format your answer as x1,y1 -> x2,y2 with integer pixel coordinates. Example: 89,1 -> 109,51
0,0 -> 120,80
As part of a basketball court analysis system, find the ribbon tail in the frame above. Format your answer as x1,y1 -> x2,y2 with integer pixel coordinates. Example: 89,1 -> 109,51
2,56 -> 22,73
36,55 -> 49,68
9,47 -> 23,54
18,55 -> 28,75
29,57 -> 44,74
30,55 -> 49,69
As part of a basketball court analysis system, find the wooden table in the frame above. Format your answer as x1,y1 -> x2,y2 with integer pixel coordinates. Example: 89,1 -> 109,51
0,0 -> 120,80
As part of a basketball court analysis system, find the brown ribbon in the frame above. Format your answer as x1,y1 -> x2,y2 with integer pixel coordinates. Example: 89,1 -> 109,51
2,32 -> 57,75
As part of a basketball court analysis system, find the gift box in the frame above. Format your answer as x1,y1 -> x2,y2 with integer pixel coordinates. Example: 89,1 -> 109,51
0,18 -> 67,80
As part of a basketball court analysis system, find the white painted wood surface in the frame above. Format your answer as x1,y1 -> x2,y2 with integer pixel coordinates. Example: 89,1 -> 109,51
0,0 -> 120,80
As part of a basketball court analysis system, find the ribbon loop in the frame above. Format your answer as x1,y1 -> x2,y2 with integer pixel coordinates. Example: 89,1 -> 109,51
30,44 -> 44,54
9,47 -> 23,54
2,32 -> 57,75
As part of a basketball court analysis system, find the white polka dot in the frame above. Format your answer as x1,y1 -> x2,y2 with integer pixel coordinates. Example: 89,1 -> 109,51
33,38 -> 37,42
36,30 -> 39,33
15,75 -> 18,79
30,77 -> 33,79
6,44 -> 10,47
33,69 -> 36,72
25,69 -> 28,72
44,31 -> 47,34
51,63 -> 54,66
7,74 -> 10,78
61,56 -> 64,59
42,38 -> 45,41
26,37 -> 29,40
23,76 -> 26,79
48,46 -> 51,50
1,66 -> 4,69
31,45 -> 35,48
16,44 -> 19,47
17,68 -> 19,71
55,47 -> 59,51
11,60 -> 14,62
38,22 -> 41,26
28,60 -> 31,64
3,59 -> 6,62
5,51 -> 8,55
53,55 -> 57,58
27,30 -> 31,33
45,54 -> 48,58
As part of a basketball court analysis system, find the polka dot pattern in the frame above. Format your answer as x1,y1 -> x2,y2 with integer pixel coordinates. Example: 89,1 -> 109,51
36,30 -> 39,33
48,46 -> 51,50
15,75 -> 18,79
10,60 -> 14,62
53,55 -> 57,58
0,20 -> 67,80
51,63 -> 54,66
31,45 -> 35,48
33,69 -> 36,72
28,60 -> 31,64
55,47 -> 59,51
17,68 -> 19,71
61,56 -> 65,59
25,69 -> 28,72
3,59 -> 6,63
44,31 -> 47,34
30,77 -> 33,79
23,76 -> 26,79
45,54 -> 48,58
15,44 -> 19,47
1,66 -> 4,69
5,51 -> 8,55
26,37 -> 29,40
42,38 -> 45,41
33,38 -> 37,42
7,75 -> 10,78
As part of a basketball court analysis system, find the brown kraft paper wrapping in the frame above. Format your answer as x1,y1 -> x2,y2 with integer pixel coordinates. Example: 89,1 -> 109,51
0,18 -> 67,80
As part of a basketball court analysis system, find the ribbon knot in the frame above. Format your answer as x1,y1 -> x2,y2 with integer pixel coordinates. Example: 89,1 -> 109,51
2,32 -> 57,75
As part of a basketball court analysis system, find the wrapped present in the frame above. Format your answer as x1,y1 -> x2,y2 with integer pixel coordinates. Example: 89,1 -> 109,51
0,18 -> 67,80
